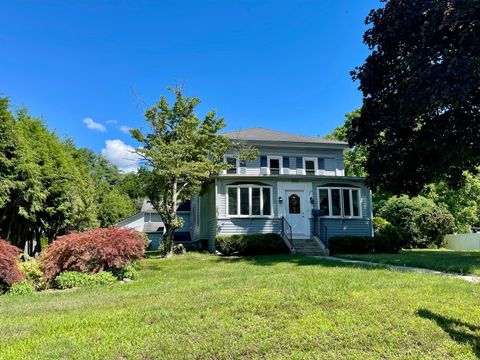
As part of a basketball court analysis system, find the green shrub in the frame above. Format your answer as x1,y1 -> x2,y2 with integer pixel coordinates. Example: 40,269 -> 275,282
8,280 -> 35,296
0,239 -> 24,292
54,271 -> 117,290
372,216 -> 405,253
216,233 -> 289,256
378,195 -> 454,248
329,236 -> 373,254
18,260 -> 47,291
41,227 -> 145,281
157,242 -> 168,257
39,236 -> 49,252
112,262 -> 139,280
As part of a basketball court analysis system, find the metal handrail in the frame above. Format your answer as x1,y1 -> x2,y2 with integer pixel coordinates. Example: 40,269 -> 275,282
312,216 -> 328,249
281,216 -> 294,250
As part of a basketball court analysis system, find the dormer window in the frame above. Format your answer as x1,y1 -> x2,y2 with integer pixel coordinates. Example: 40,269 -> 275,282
304,158 -> 317,175
268,156 -> 281,175
225,156 -> 238,174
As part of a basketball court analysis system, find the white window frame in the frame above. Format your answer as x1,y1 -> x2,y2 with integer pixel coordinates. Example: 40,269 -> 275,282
223,155 -> 239,175
226,185 -> 273,218
317,186 -> 362,218
267,156 -> 282,175
303,157 -> 317,175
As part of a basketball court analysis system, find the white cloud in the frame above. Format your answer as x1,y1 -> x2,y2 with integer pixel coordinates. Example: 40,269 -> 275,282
119,125 -> 132,134
101,139 -> 142,173
83,117 -> 107,132
106,119 -> 118,125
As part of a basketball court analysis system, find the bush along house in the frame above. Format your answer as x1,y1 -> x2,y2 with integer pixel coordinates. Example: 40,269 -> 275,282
190,128 -> 373,255
117,128 -> 373,255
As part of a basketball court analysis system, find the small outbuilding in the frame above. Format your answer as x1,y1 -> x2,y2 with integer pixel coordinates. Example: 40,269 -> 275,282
115,200 -> 192,250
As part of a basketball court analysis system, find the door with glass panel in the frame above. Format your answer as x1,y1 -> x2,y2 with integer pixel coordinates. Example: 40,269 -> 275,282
285,190 -> 309,238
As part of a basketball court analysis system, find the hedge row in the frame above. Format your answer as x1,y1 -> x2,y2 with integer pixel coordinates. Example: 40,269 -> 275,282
216,233 -> 289,256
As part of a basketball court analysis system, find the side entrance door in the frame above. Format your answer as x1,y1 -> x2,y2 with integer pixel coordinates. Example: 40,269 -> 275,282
285,190 -> 309,238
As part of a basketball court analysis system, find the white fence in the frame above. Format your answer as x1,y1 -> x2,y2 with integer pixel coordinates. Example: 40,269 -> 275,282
445,233 -> 480,251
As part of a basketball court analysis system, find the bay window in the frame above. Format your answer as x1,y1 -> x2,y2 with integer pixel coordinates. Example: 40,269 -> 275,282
317,187 -> 361,218
227,185 -> 273,217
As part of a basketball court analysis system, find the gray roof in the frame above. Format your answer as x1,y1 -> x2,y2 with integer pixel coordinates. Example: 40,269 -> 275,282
143,222 -> 164,232
140,200 -> 156,213
220,128 -> 347,146
140,199 -> 191,213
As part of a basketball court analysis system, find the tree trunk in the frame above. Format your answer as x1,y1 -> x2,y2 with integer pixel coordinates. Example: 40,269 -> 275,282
164,227 -> 175,255
164,179 -> 178,256
33,229 -> 42,256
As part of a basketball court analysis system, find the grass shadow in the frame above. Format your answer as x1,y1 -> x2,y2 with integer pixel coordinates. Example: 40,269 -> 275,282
417,309 -> 480,358
339,250 -> 480,275
216,254 -> 392,272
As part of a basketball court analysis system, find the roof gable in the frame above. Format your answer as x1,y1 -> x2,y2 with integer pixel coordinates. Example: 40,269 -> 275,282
140,199 -> 191,213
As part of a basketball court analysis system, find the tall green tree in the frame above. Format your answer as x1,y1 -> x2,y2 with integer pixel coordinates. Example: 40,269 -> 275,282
97,189 -> 137,227
0,98 -> 99,252
73,147 -> 139,227
132,87 -> 256,254
350,0 -> 480,194
422,171 -> 480,233
0,97 -> 19,209
116,172 -> 145,211
0,95 -> 144,253
324,109 -> 368,177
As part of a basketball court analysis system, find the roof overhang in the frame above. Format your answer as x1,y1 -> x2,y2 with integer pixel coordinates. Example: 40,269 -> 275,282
214,174 -> 366,182
227,139 -> 348,150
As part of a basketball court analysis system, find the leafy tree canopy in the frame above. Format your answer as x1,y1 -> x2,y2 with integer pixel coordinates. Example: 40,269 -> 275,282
350,0 -> 480,194
0,96 -> 139,254
97,189 -> 137,228
422,170 -> 480,233
132,87 -> 257,254
324,109 -> 368,177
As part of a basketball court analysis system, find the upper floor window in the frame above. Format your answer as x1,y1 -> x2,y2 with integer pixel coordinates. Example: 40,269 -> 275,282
268,156 -> 281,175
227,185 -> 272,217
225,156 -> 238,174
317,186 -> 361,218
304,157 -> 317,175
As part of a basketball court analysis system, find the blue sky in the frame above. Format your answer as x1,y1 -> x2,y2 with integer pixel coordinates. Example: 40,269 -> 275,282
1,0 -> 380,171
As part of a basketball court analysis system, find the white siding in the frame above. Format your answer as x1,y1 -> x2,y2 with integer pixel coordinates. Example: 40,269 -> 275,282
115,213 -> 145,231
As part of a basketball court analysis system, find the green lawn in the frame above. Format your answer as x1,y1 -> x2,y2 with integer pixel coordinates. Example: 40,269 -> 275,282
337,249 -> 480,276
1,253 -> 480,359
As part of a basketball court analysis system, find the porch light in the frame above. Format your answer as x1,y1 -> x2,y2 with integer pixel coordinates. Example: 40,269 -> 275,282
310,196 -> 314,204
278,196 -> 283,204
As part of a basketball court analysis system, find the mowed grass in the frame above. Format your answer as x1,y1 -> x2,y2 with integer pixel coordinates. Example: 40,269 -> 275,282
337,249 -> 480,276
1,254 -> 480,359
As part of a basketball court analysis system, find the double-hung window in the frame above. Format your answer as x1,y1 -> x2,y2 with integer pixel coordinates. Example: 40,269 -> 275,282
268,156 -> 281,175
227,185 -> 272,217
225,156 -> 238,174
317,187 -> 361,218
304,157 -> 317,175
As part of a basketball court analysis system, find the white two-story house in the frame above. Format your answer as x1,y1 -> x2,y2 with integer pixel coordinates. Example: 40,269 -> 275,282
190,128 -> 373,254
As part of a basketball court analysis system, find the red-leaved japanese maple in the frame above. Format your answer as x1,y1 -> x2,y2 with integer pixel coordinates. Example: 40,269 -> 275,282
0,239 -> 24,287
42,228 -> 145,280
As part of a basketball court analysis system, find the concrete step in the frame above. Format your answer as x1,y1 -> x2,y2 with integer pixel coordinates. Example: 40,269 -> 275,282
291,236 -> 329,256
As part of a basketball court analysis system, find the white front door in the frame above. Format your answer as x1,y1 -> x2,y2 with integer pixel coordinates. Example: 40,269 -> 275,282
285,190 -> 309,238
